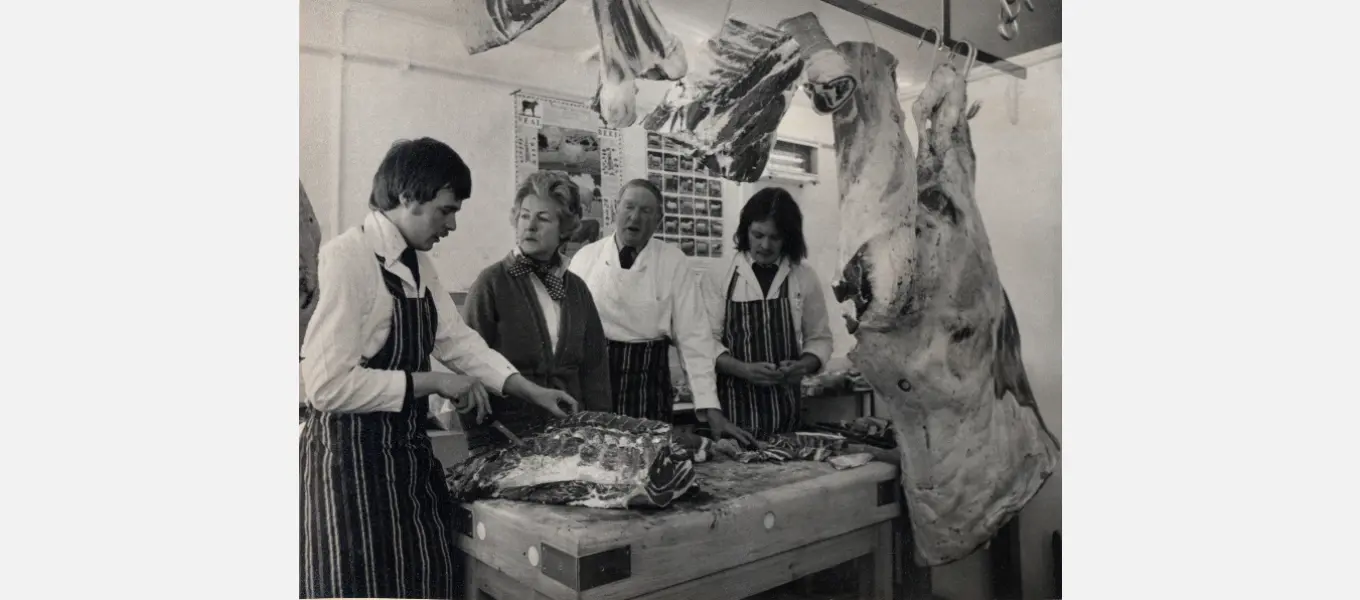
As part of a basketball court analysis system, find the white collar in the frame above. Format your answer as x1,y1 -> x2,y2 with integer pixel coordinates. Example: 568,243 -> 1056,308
363,211 -> 413,270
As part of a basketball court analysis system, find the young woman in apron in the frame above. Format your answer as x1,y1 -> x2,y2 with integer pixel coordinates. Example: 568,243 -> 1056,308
703,187 -> 836,439
299,138 -> 578,598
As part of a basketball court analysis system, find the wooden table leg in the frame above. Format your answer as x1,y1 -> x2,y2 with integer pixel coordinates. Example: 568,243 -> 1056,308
458,550 -> 479,600
857,521 -> 894,600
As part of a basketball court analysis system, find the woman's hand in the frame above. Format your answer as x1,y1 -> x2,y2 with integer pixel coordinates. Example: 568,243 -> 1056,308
525,384 -> 579,418
502,374 -> 580,418
703,409 -> 757,448
740,362 -> 785,386
777,355 -> 822,384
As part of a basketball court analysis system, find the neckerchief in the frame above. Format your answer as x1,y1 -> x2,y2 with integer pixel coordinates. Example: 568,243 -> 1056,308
508,251 -> 565,301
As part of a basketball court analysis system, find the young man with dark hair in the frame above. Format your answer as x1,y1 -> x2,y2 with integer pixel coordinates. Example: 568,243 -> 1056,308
299,137 -> 578,599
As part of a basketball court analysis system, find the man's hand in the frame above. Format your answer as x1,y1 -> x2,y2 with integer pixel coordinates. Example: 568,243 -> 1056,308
741,362 -> 785,386
526,385 -> 579,418
704,409 -> 757,448
446,377 -> 491,424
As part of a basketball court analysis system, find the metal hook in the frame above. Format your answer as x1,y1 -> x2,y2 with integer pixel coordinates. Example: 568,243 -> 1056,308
1000,0 -> 1022,24
997,17 -> 1019,41
917,27 -> 945,65
951,40 -> 977,80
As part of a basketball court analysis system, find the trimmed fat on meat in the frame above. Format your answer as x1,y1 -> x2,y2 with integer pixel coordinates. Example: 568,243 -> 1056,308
829,42 -> 1061,566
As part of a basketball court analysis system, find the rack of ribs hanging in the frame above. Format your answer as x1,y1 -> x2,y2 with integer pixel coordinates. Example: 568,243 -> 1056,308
640,19 -> 805,183
997,0 -> 1038,40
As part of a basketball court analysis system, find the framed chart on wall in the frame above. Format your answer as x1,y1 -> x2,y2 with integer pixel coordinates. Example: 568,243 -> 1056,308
513,92 -> 623,260
645,131 -> 726,262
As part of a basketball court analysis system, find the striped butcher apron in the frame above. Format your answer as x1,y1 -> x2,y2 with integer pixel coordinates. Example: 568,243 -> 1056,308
716,270 -> 802,438
299,256 -> 457,599
607,338 -> 674,423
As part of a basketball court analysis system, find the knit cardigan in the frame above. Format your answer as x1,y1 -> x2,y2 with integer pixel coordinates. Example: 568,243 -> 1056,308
462,254 -> 613,423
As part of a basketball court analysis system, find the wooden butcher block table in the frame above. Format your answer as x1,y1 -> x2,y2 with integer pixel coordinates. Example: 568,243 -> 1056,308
455,460 -> 900,600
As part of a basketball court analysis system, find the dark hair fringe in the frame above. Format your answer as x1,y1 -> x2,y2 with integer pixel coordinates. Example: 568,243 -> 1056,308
369,137 -> 473,211
733,186 -> 808,263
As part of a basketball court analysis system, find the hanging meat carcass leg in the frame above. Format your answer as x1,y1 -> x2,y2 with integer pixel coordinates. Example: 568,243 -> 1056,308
590,0 -> 688,128
778,12 -> 857,115
451,0 -> 570,55
829,42 -> 1061,567
299,181 -> 321,350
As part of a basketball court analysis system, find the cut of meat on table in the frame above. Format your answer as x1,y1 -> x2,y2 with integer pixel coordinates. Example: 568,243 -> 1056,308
299,181 -> 321,350
449,0 -> 569,56
445,411 -> 698,509
640,19 -> 804,182
588,0 -> 688,128
828,42 -> 1061,567
778,12 -> 857,115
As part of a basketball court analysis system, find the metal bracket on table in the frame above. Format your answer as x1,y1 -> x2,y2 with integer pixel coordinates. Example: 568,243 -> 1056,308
540,543 -> 633,592
453,505 -> 474,537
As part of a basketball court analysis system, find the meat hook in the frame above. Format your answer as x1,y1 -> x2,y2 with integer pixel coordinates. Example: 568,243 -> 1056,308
1000,0 -> 1022,23
997,17 -> 1020,41
917,27 -> 945,66
950,40 -> 978,80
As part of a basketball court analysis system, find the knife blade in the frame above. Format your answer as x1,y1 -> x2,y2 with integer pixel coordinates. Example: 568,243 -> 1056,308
489,419 -> 525,447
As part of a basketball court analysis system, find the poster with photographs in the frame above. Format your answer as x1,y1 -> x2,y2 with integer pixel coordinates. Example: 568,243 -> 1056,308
645,132 -> 726,259
514,92 -> 623,259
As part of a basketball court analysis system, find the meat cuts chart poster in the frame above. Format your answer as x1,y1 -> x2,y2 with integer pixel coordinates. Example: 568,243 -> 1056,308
645,131 -> 725,259
512,92 -> 623,260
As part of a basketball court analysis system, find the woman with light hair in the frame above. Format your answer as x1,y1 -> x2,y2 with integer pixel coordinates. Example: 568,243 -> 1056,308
462,172 -> 613,449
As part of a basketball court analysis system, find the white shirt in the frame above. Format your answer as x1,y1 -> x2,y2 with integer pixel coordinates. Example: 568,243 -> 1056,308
510,248 -> 565,354
701,252 -> 835,370
528,273 -> 562,353
300,211 -> 519,413
567,235 -> 721,411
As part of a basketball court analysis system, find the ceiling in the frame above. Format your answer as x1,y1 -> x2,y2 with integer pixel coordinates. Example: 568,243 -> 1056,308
356,0 -> 1060,90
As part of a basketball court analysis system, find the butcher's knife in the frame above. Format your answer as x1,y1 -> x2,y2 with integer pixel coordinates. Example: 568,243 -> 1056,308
487,415 -> 525,447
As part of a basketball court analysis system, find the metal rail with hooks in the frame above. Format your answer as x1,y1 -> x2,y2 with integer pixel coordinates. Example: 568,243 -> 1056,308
816,0 -> 1028,80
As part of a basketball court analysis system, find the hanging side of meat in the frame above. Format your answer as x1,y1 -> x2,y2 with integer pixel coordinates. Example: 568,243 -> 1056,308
777,12 -> 857,115
640,19 -> 804,182
829,42 -> 1061,567
450,0 -> 569,56
299,181 -> 321,350
588,0 -> 688,128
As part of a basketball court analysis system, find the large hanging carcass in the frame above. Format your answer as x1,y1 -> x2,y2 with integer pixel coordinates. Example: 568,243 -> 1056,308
828,41 -> 1061,566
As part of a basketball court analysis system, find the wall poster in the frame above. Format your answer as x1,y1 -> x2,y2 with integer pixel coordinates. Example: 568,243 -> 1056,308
644,131 -> 726,260
513,92 -> 623,260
